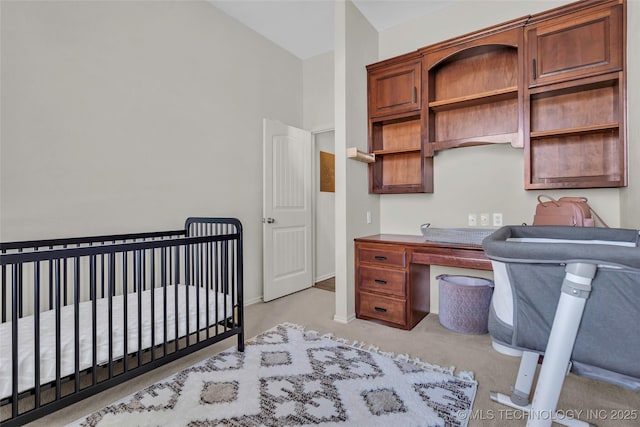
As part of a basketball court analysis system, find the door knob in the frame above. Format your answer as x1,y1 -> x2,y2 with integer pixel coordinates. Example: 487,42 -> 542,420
263,217 -> 276,224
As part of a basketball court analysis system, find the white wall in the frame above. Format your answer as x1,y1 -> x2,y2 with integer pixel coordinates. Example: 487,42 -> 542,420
621,0 -> 640,228
334,1 -> 379,323
372,0 -> 638,313
0,0 -> 303,305
303,51 -> 334,132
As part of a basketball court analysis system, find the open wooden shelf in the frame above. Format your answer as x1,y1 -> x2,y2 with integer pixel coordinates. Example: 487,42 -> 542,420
425,30 -> 523,154
428,86 -> 518,112
373,147 -> 421,156
368,114 -> 432,193
432,132 -> 519,151
530,122 -> 619,139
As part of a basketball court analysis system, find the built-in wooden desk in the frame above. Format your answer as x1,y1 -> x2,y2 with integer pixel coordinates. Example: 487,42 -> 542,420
355,234 -> 492,330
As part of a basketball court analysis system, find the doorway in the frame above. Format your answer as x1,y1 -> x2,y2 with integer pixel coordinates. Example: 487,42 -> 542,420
313,130 -> 335,292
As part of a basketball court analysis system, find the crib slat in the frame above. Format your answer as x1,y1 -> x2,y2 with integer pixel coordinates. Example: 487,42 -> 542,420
185,244 -> 190,347
213,241 -> 219,337
2,259 -> 6,323
17,261 -> 22,319
162,247 -> 168,357
74,256 -> 80,392
194,243 -> 199,343
150,249 -> 156,362
122,252 -> 128,373
136,250 -> 142,366
174,246 -> 179,351
90,255 -> 98,385
54,259 -> 61,400
63,255 -> 68,307
34,261 -> 41,409
205,239 -> 210,340
222,241 -> 228,328
11,265 -> 19,418
108,253 -> 114,379
48,255 -> 53,310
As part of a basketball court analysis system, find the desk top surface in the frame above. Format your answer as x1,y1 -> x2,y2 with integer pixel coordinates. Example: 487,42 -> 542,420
355,234 -> 485,251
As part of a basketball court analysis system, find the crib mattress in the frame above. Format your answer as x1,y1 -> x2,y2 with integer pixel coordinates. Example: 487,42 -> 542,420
0,284 -> 233,399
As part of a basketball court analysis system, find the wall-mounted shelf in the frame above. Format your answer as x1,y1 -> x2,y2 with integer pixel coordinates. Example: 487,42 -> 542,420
428,86 -> 518,112
424,26 -> 524,156
530,123 -> 619,139
373,147 -> 421,155
432,132 -> 520,152
347,147 -> 375,163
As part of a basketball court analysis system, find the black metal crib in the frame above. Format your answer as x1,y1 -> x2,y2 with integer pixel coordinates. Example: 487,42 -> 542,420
0,217 -> 244,426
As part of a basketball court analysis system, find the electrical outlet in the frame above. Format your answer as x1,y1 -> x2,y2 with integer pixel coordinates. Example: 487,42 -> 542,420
493,213 -> 503,227
366,211 -> 372,224
480,213 -> 490,227
468,213 -> 477,226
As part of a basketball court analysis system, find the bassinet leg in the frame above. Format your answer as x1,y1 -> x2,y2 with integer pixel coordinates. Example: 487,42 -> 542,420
513,351 -> 539,405
527,263 -> 597,427
490,351 -> 537,411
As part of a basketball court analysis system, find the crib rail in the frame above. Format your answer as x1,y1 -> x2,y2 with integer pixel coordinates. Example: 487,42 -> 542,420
0,217 -> 244,426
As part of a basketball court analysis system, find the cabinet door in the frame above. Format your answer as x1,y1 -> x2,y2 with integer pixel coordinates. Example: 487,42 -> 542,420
527,1 -> 623,87
368,60 -> 421,118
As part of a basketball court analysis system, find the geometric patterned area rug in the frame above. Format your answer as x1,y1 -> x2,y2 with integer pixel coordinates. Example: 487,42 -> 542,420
69,323 -> 477,427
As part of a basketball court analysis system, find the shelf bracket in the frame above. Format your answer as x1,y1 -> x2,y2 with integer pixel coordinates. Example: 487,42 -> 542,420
346,147 -> 375,163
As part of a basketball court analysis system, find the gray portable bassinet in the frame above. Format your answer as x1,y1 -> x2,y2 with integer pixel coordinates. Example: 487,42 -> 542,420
482,225 -> 640,427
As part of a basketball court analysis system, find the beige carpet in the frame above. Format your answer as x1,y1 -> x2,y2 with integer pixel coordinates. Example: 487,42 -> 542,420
69,323 -> 477,426
25,288 -> 639,427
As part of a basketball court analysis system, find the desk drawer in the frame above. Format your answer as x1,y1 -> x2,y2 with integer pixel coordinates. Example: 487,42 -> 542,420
358,247 -> 406,267
358,293 -> 406,325
358,266 -> 406,297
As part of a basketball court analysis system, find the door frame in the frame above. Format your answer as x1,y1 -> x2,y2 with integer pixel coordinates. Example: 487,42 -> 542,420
311,127 -> 336,286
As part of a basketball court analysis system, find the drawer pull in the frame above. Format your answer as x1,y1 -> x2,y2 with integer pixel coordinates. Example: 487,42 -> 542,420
374,306 -> 387,313
374,279 -> 387,285
374,256 -> 387,261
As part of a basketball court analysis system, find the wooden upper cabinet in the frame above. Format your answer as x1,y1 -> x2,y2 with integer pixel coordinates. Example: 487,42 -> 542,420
362,0 -> 626,194
368,54 -> 421,118
524,0 -> 626,189
367,53 -> 431,194
526,0 -> 623,88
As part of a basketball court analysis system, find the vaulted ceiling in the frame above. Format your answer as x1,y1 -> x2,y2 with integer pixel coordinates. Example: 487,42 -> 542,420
208,1 -> 458,59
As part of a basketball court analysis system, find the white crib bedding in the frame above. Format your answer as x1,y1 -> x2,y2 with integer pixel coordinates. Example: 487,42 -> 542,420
0,284 -> 233,400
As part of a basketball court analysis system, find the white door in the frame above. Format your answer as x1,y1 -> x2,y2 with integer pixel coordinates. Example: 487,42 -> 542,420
263,119 -> 313,302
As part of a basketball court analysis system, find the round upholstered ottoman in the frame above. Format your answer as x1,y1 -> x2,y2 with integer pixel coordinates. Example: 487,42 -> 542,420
437,274 -> 494,334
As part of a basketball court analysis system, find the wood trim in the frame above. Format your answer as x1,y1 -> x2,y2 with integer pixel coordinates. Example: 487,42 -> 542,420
419,16 -> 529,57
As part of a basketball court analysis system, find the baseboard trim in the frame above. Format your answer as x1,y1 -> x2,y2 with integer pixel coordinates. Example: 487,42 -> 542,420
314,273 -> 335,283
333,313 -> 355,324
244,296 -> 263,306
